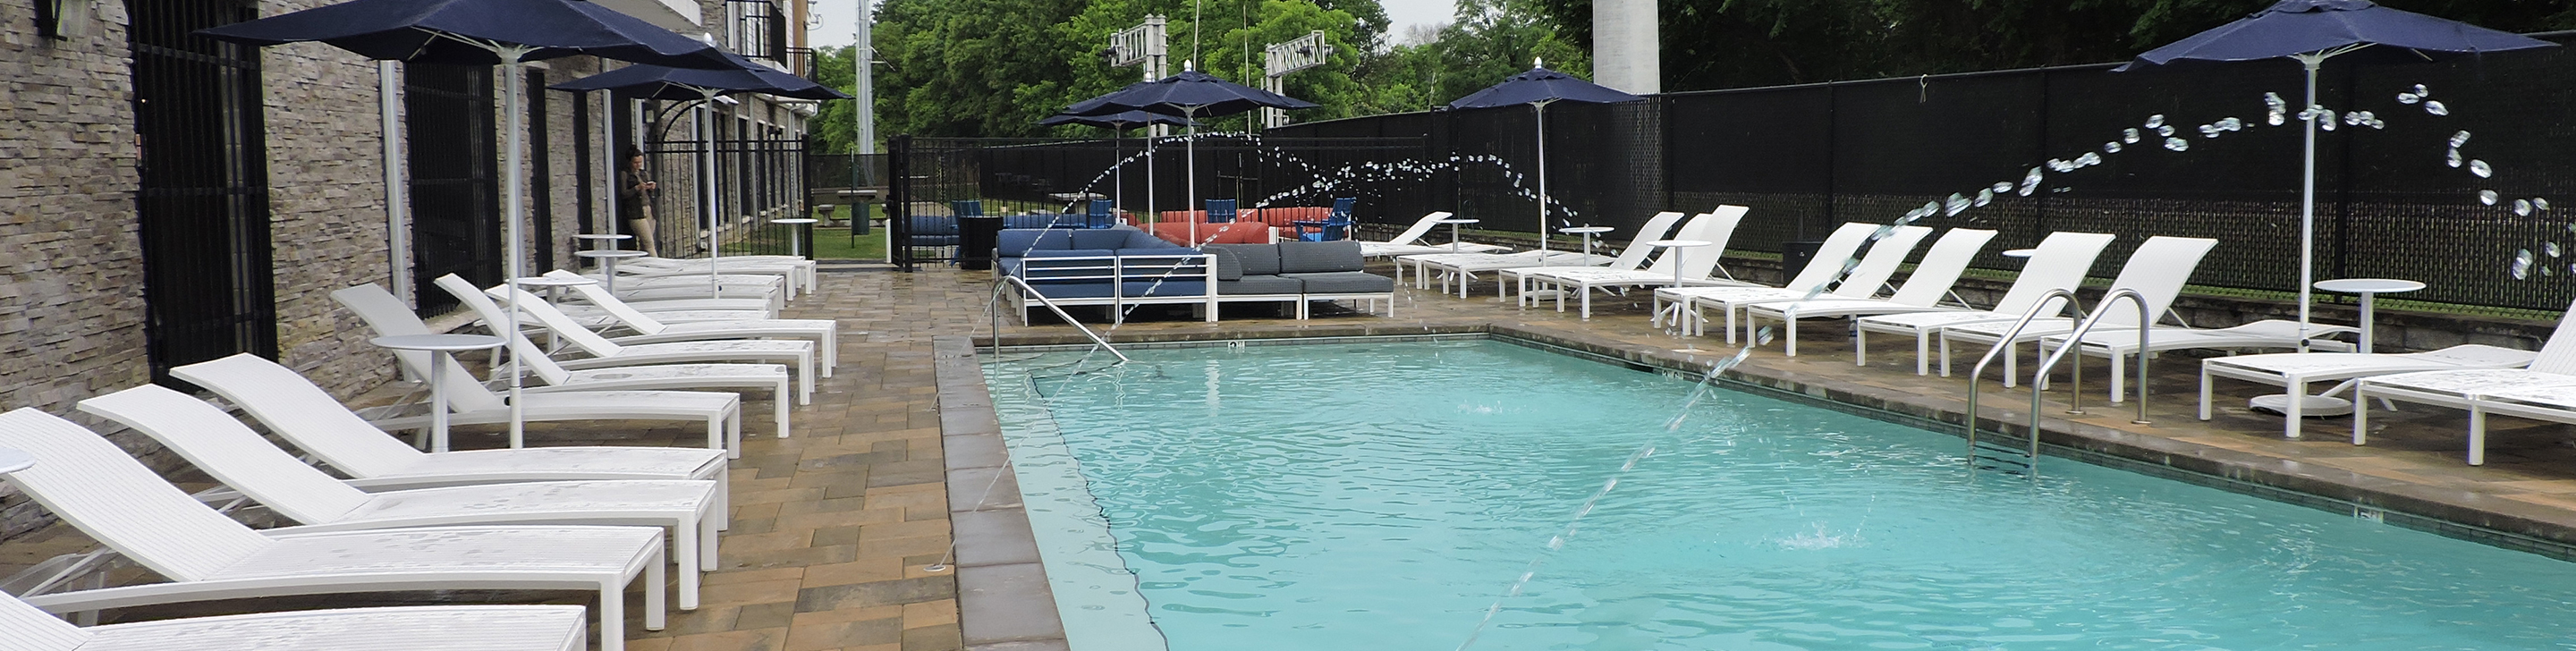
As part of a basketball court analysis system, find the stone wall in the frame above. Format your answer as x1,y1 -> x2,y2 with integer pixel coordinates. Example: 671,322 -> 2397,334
0,0 -> 148,539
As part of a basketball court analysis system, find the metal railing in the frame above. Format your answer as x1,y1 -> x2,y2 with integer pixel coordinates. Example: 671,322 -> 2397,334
1962,288 -> 2081,466
2030,288 -> 2155,424
987,275 -> 1130,363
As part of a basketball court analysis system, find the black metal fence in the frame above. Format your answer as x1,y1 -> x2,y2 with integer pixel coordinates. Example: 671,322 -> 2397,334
1302,35 -> 2576,314
640,135 -> 811,259
131,0 -> 277,382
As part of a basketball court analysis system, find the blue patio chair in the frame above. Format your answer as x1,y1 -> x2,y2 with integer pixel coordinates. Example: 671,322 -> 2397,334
948,199 -> 985,218
1296,197 -> 1357,241
1087,199 -> 1114,229
1205,199 -> 1238,224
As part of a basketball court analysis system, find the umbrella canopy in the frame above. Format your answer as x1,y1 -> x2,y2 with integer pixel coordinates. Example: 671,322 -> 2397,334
2123,0 -> 2553,69
1056,68 -> 1318,243
1447,65 -> 1645,264
550,50 -> 852,100
2119,0 -> 2554,379
1063,70 -> 1318,117
198,0 -> 735,450
1038,110 -> 1199,129
196,0 -> 733,68
1448,67 -> 1643,109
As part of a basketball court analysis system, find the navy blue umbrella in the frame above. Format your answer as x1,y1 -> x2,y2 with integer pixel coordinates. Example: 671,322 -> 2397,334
1449,64 -> 1645,263
1059,67 -> 1319,240
2123,0 -> 2555,356
1038,112 -> 1196,217
555,51 -> 850,298
198,0 -> 733,448
1038,110 -> 1199,129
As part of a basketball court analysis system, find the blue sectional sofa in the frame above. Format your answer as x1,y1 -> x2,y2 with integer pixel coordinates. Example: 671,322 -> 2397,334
996,226 -> 1216,324
1203,241 -> 1397,318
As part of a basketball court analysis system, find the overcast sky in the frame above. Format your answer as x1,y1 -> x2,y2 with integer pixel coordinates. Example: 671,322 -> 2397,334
803,0 -> 1458,48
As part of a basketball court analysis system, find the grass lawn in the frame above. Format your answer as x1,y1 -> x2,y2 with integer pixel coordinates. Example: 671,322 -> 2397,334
810,227 -> 885,260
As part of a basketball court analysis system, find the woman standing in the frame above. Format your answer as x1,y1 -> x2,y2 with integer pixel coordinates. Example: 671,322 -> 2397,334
619,148 -> 660,256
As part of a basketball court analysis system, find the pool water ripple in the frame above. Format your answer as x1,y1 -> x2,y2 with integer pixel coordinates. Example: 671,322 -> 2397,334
989,342 -> 2576,650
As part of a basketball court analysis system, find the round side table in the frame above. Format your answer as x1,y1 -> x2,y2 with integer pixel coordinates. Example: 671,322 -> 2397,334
372,334 -> 505,452
1435,218 -> 1480,253
1648,239 -> 1712,328
773,218 -> 819,258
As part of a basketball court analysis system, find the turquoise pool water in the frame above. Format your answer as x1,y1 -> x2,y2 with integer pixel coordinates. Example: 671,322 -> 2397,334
986,340 -> 2576,650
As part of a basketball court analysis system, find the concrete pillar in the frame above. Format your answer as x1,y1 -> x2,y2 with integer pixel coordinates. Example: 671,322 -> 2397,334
1592,0 -> 1659,95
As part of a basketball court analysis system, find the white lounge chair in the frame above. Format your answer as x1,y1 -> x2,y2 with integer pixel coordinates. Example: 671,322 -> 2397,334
1663,223 -> 1928,337
1512,207 -> 1750,311
1648,221 -> 1881,336
1938,236 -> 2218,387
2453,383 -> 2576,466
2202,344 -> 2542,439
1507,210 -> 1741,317
623,255 -> 814,296
552,278 -> 841,370
1743,228 -> 1998,356
1357,211 -> 1510,258
2343,307 -> 2576,461
0,408 -> 668,651
544,269 -> 777,316
329,286 -> 749,453
4,594 -> 589,651
1400,211 -> 1682,295
435,275 -> 804,412
479,283 -> 818,402
1852,232 -> 2117,375
76,386 -> 721,610
2040,318 -> 2359,402
1496,211 -> 1690,305
167,354 -> 733,502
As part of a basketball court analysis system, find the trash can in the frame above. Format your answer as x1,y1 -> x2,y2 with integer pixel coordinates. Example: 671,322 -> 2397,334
851,203 -> 871,235
957,215 -> 1004,271
1780,241 -> 1826,282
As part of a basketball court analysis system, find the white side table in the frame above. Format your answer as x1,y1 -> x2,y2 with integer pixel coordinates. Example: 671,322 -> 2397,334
1436,218 -> 1479,252
511,275 -> 598,306
573,233 -> 631,248
0,445 -> 31,474
2246,278 -> 2426,419
372,334 -> 505,453
2313,278 -> 2425,353
574,249 -> 646,293
1520,225 -> 1616,305
1648,239 -> 1712,328
773,218 -> 819,258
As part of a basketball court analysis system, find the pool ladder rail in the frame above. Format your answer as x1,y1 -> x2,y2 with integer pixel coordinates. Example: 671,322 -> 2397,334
1961,288 -> 2153,471
985,275 -> 1130,363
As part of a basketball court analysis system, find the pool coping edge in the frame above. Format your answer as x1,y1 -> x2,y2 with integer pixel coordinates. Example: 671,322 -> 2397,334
934,335 -> 1075,651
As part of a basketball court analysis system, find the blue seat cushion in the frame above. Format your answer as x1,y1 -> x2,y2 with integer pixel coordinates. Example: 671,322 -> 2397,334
996,228 -> 1079,255
1205,243 -> 1281,276
1278,241 -> 1363,274
1071,229 -> 1133,249
1219,275 -> 1305,295
1280,272 -> 1393,293
1023,280 -> 1209,299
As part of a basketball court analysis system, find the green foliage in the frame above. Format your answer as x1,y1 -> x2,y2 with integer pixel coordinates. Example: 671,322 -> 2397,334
1527,0 -> 2576,91
809,46 -> 860,153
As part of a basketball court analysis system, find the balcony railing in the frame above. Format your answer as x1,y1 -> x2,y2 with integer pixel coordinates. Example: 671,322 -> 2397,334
724,0 -> 787,64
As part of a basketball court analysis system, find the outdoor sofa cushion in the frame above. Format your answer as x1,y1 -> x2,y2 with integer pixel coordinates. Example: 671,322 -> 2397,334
1278,241 -> 1365,274
1279,271 -> 1394,293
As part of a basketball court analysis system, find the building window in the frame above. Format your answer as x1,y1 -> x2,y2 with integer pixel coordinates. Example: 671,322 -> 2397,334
131,0 -> 276,382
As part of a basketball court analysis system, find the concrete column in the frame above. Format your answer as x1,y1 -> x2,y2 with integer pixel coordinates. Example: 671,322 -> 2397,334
1591,0 -> 1659,95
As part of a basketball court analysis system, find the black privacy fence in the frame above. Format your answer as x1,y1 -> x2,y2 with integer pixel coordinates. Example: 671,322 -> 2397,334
904,34 -> 2576,311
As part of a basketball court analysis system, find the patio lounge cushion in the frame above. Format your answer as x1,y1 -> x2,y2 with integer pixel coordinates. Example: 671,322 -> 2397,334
1203,246 -> 1247,281
996,228 -> 1079,253
1281,272 -> 1394,293
1071,229 -> 1137,249
1278,241 -> 1363,274
1219,275 -> 1306,295
1208,244 -> 1283,276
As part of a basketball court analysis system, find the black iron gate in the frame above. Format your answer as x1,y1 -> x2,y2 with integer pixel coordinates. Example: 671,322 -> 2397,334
131,0 -> 276,382
405,63 -> 501,313
643,129 -> 811,260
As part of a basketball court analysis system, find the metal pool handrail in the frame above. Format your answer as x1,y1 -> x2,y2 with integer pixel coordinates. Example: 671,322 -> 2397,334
2030,287 -> 2153,426
1962,288 -> 2081,462
987,275 -> 1131,363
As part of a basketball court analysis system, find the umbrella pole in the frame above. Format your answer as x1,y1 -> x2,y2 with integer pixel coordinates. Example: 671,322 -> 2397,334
700,91 -> 724,299
1187,108 -> 1199,244
1536,99 -> 1552,266
501,53 -> 530,450
2297,55 -> 2321,353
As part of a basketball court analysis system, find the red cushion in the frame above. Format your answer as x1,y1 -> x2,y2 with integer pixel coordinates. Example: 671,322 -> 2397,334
1145,222 -> 1271,245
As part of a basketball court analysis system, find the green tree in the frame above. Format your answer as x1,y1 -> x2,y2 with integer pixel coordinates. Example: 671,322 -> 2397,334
809,46 -> 860,153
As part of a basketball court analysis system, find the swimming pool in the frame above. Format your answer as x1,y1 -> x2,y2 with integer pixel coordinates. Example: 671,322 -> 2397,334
986,340 -> 2576,650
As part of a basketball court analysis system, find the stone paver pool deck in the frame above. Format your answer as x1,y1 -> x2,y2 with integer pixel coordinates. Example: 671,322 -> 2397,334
6,260 -> 2576,651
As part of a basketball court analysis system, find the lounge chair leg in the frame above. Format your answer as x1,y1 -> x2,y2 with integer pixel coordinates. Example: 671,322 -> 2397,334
2199,368 -> 2215,421
2468,404 -> 2487,465
2002,342 -> 2018,388
2108,354 -> 2125,404
775,389 -> 792,438
676,521 -> 701,610
2352,386 -> 2370,445
1786,317 -> 1799,357
1936,334 -> 1949,377
645,554 -> 668,624
715,466 -> 733,530
2284,380 -> 2306,439
1855,326 -> 1868,366
601,582 -> 627,651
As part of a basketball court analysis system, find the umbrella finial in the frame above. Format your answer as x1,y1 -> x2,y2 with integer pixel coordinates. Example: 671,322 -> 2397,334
1184,59 -> 1195,72
1533,56 -> 1543,69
